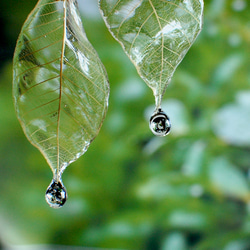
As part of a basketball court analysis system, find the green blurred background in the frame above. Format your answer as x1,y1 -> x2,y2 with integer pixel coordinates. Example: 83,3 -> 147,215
0,0 -> 250,249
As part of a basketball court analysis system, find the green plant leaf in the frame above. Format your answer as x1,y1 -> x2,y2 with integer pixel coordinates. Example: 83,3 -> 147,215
13,0 -> 109,181
99,0 -> 203,108
209,157 -> 249,200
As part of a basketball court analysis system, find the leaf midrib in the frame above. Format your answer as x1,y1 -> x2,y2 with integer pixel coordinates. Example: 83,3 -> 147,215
56,0 -> 67,178
148,0 -> 164,108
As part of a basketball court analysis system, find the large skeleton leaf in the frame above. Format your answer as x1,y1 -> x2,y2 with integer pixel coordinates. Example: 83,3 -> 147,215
13,0 -> 109,207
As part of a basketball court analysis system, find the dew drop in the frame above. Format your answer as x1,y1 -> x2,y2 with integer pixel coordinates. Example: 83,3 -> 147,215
45,179 -> 67,208
149,108 -> 171,136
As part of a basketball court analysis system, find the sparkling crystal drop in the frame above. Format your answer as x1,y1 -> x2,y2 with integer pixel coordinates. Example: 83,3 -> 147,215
45,179 -> 67,208
149,108 -> 171,136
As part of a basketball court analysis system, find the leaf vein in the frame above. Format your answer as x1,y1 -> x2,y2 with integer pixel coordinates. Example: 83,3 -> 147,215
19,39 -> 63,61
158,16 -> 191,46
23,24 -> 63,45
64,60 -> 106,95
61,83 -> 98,118
23,17 -> 63,32
129,11 -> 154,55
160,0 -> 200,24
29,120 -> 57,137
61,108 -> 90,137
15,57 -> 61,79
26,110 -> 59,127
62,73 -> 104,108
117,0 -> 143,36
18,75 -> 60,99
23,97 -> 59,117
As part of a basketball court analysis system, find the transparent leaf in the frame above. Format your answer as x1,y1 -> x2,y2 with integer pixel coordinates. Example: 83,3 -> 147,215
99,0 -> 204,108
13,0 -> 109,183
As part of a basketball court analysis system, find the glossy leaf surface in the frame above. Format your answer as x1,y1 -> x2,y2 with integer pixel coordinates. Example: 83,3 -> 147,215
13,0 -> 109,180
99,0 -> 203,107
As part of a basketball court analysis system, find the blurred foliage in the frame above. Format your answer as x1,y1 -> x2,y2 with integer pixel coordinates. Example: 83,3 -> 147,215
0,0 -> 250,249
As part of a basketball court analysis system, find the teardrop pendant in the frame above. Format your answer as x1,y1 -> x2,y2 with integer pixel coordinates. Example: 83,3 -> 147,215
149,108 -> 171,137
